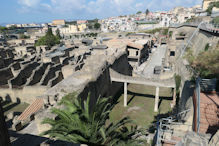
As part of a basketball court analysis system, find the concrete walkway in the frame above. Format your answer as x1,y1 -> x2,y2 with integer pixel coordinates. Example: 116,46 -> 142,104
143,45 -> 167,78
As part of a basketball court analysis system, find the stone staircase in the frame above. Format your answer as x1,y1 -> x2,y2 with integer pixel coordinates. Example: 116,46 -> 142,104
18,98 -> 44,121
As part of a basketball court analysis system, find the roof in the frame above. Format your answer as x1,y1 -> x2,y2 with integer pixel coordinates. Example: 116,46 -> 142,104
56,46 -> 73,51
45,51 -> 65,58
92,45 -> 108,50
82,39 -> 93,45
127,42 -> 143,50
135,39 -> 149,45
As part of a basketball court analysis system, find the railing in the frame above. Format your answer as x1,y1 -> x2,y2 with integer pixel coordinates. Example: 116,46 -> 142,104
196,77 -> 201,133
156,109 -> 191,145
170,22 -> 219,30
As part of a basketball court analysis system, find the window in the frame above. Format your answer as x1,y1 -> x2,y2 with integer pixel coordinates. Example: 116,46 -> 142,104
170,51 -> 175,56
136,51 -> 139,56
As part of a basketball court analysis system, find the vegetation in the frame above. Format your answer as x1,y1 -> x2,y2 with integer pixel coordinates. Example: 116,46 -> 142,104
19,34 -> 30,39
142,28 -> 162,34
184,47 -> 195,64
41,93 -> 143,145
137,11 -> 142,14
184,43 -> 219,78
211,16 -> 219,25
206,1 -> 219,14
174,74 -> 181,98
56,29 -> 62,40
35,28 -> 60,47
110,84 -> 172,129
204,43 -> 210,51
141,28 -> 169,35
169,31 -> 173,38
0,26 -> 7,33
162,28 -> 169,36
191,48 -> 219,78
94,22 -> 101,30
145,9 -> 150,15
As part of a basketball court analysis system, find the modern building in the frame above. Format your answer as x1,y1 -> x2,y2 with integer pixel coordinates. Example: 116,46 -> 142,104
202,0 -> 219,11
77,20 -> 88,24
78,23 -> 87,32
52,19 -> 66,26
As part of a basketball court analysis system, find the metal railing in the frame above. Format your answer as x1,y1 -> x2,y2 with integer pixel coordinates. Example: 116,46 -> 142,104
156,109 -> 191,145
196,77 -> 201,133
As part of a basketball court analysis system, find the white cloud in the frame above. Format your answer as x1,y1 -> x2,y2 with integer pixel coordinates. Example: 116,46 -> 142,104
17,0 -> 203,19
18,0 -> 41,7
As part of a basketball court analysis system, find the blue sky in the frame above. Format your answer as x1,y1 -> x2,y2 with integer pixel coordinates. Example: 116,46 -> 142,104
0,0 -> 202,24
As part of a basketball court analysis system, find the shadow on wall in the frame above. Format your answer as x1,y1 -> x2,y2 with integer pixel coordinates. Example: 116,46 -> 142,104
179,80 -> 195,112
78,54 -> 133,111
0,95 -> 21,113
9,130 -> 79,146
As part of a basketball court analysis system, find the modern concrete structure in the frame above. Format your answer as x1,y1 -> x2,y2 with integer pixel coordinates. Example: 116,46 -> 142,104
109,68 -> 176,112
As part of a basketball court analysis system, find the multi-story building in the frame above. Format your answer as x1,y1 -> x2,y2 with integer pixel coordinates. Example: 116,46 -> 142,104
52,19 -> 66,26
78,23 -> 87,32
202,0 -> 219,11
101,16 -> 136,32
77,20 -> 88,25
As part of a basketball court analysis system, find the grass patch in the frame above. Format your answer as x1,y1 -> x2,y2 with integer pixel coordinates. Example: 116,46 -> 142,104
1,101 -> 29,115
109,84 -> 172,129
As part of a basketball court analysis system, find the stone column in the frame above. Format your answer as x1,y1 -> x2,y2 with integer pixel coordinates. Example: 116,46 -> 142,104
124,82 -> 127,107
154,86 -> 160,112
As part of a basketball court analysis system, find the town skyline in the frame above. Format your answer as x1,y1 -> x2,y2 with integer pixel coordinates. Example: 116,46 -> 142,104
0,0 -> 202,24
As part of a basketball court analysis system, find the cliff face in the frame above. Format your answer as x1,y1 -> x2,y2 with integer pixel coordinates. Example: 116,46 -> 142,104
0,103 -> 10,146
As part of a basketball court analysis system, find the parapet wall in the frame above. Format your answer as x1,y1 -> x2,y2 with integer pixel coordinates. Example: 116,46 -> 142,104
0,86 -> 49,104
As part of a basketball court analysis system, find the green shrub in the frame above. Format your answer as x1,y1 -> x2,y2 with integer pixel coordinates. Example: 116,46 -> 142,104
204,43 -> 210,51
175,75 -> 181,94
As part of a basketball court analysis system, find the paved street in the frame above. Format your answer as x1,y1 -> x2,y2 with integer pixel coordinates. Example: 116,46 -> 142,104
137,45 -> 167,79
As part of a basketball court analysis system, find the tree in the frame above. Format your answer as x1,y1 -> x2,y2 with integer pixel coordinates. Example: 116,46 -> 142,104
35,28 -> 60,47
206,1 -> 219,14
137,11 -> 142,14
41,93 -> 144,145
0,26 -> 7,33
94,23 -> 101,30
211,16 -> 219,25
191,48 -> 219,78
145,9 -> 150,15
19,34 -> 30,39
56,29 -> 62,40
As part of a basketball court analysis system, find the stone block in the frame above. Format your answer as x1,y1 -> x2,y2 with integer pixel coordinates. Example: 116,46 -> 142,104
12,121 -> 22,131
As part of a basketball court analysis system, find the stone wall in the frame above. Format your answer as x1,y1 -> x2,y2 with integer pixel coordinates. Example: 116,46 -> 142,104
0,86 -> 49,104
34,49 -> 132,134
79,53 -> 131,108
174,26 -> 219,117
0,67 -> 14,85
0,103 -> 10,146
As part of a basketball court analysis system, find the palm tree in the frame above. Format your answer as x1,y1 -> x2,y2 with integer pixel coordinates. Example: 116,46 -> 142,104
41,93 -> 144,145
